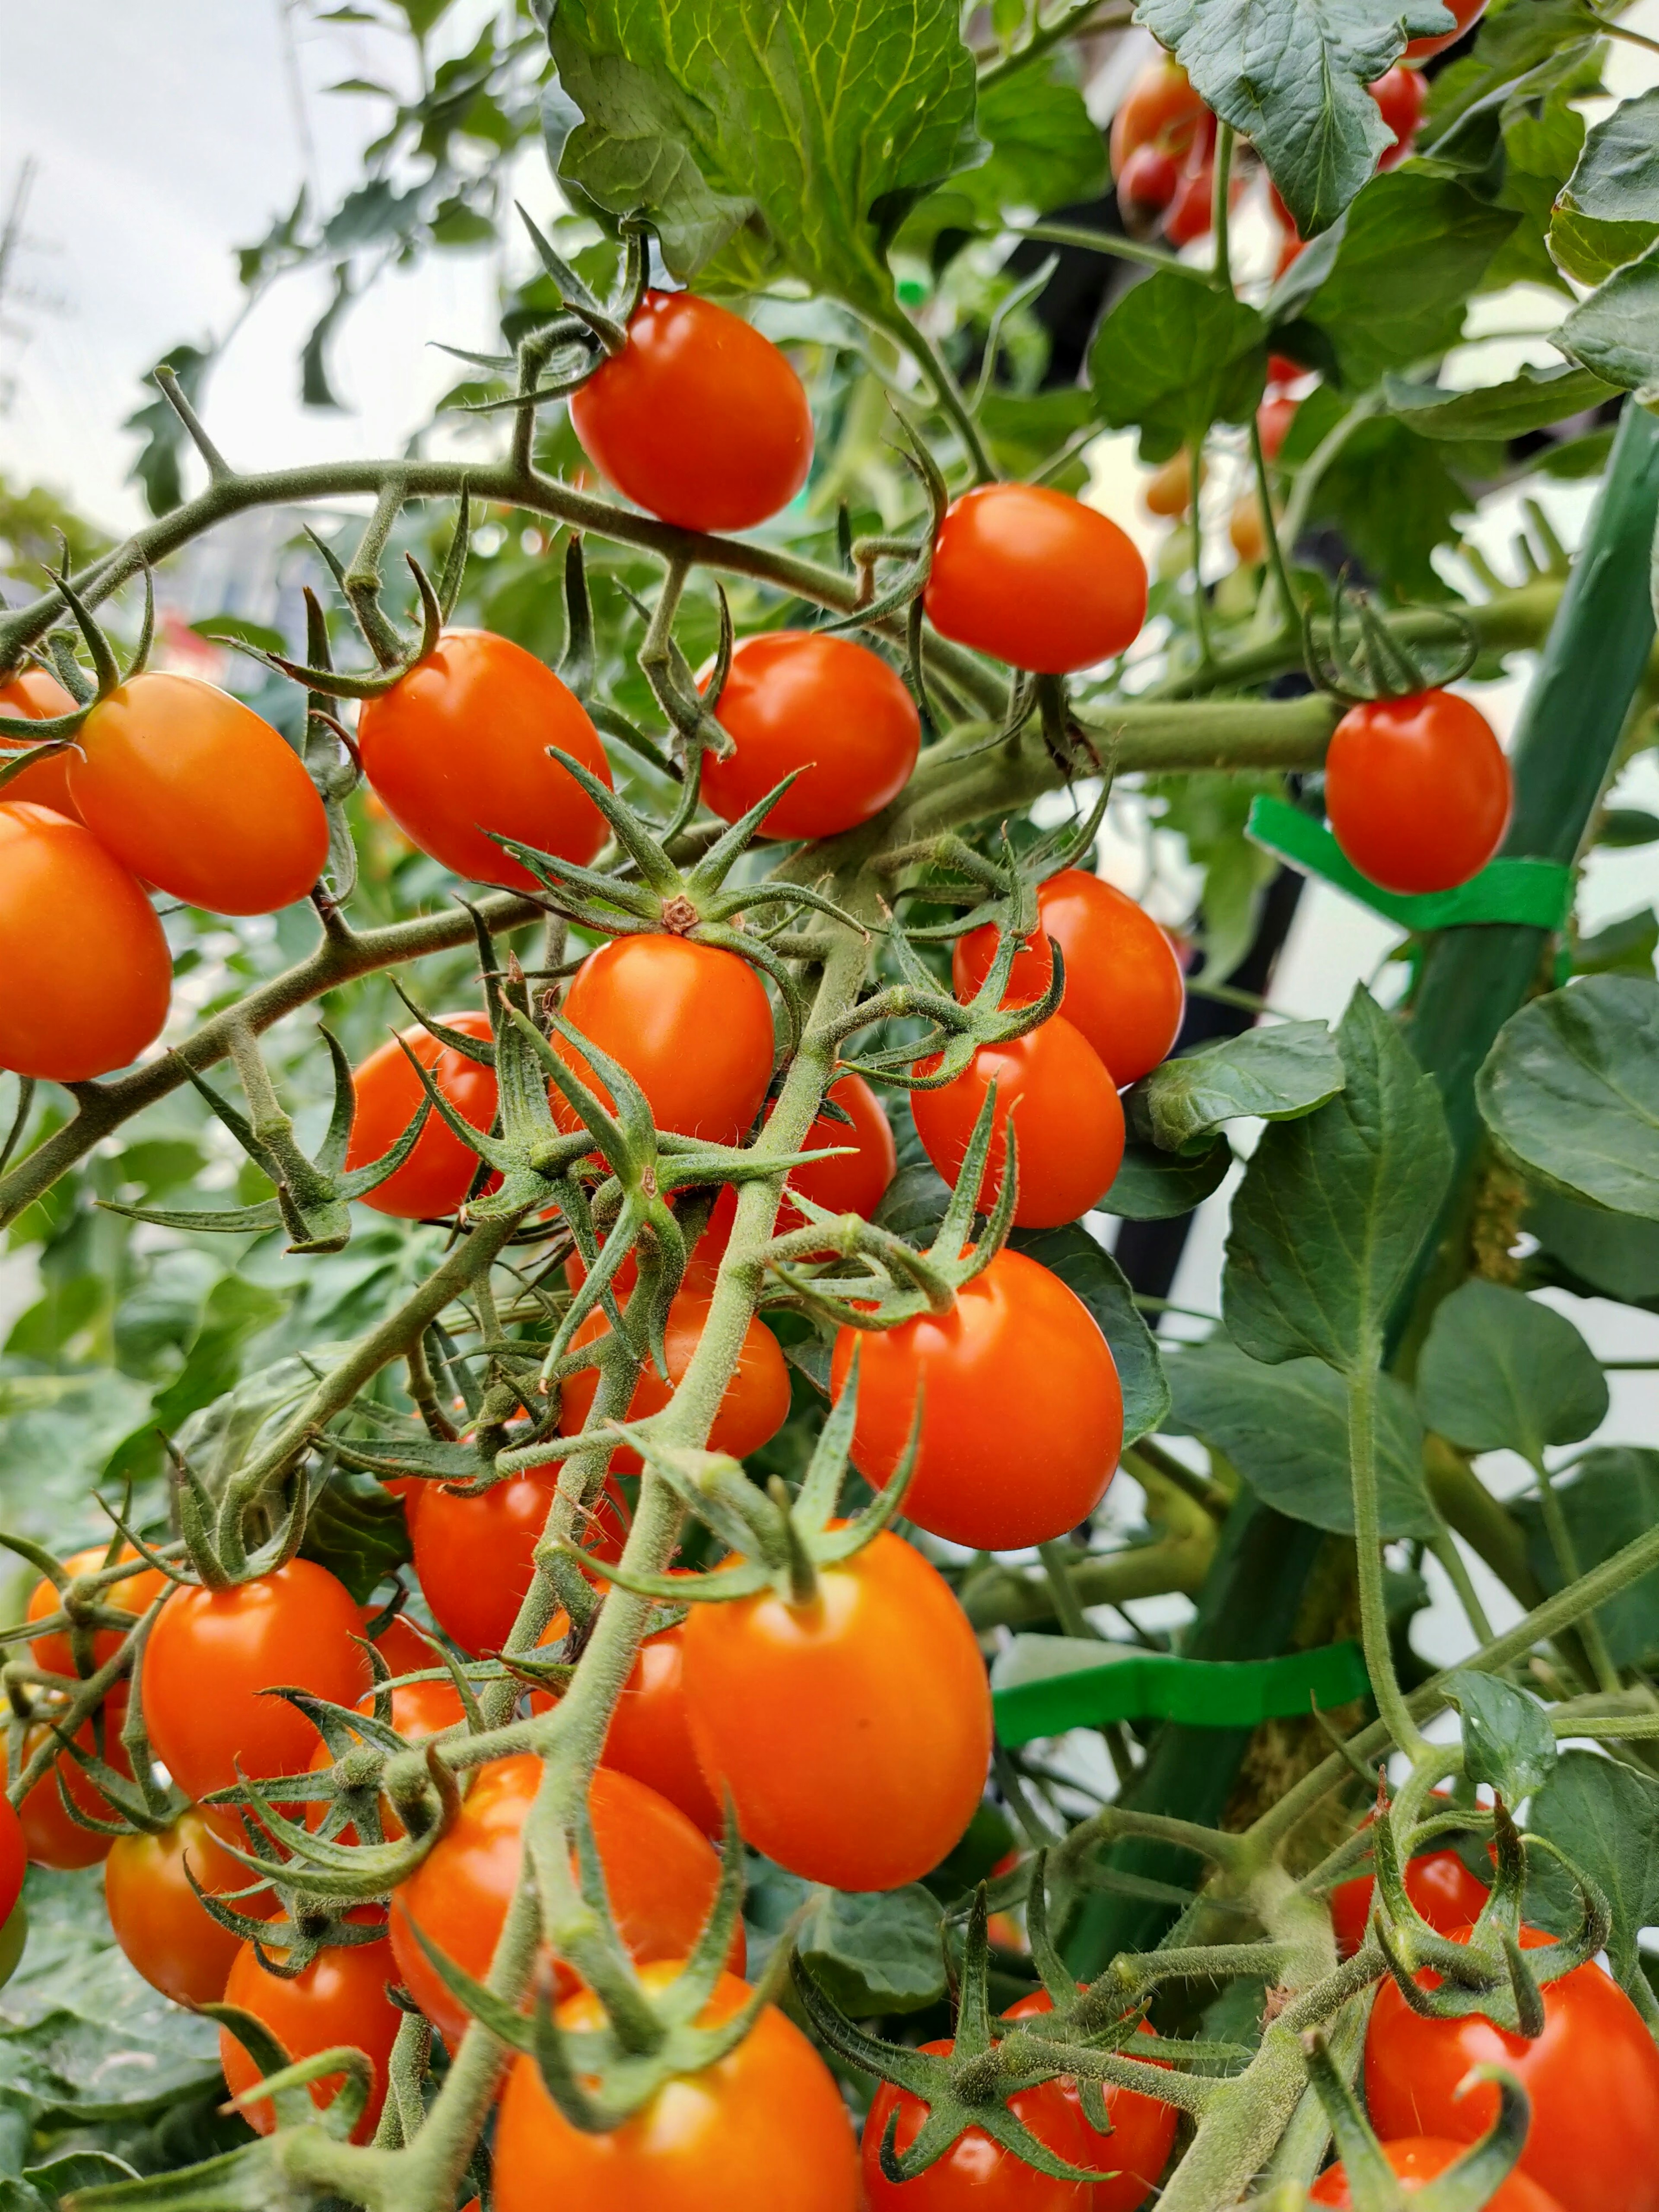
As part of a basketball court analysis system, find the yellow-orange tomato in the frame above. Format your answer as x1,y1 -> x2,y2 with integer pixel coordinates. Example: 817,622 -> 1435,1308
925,484 -> 1147,674
0,667 -> 83,818
344,1010 -> 499,1220
220,1925 -> 403,2143
1229,494 -> 1269,567
604,1624 -> 723,1838
104,1808 -> 267,2007
18,1710 -> 133,1870
558,1286 -> 791,1474
27,1544 -> 167,1680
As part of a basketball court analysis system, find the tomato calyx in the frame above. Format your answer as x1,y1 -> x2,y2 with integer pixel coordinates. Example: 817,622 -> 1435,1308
211,1993 -> 381,2144
0,555 -> 157,755
1302,572 -> 1478,707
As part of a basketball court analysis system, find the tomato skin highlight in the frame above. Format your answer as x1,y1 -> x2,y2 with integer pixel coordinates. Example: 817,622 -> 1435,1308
554,933 -> 775,1145
495,1964 -> 858,2212
410,1469 -> 562,1656
1364,1925 -> 1659,2212
1325,690 -> 1511,894
1002,1994 -> 1178,2212
1310,2138 -> 1564,2209
356,629 -> 612,890
926,485 -> 1147,676
1328,1827 -> 1489,1959
344,1009 -> 497,1219
558,1287 -> 791,1474
140,1560 -> 372,1802
104,1808 -> 257,2008
71,673 -> 328,915
911,1017 -> 1126,1229
863,2035 -> 1096,2210
604,1624 -> 723,1837
1370,65 -> 1427,166
27,1545 -> 166,1681
0,668 -> 83,818
683,1529 -> 991,1890
781,1071 -> 896,1232
1405,0 -> 1487,61
831,1248 -> 1123,1550
0,802 -> 172,1082
571,290 -> 813,533
220,1928 -> 403,2142
700,630 -> 920,840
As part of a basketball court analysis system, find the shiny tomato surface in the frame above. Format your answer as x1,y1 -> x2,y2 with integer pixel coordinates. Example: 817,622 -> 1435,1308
1311,2138 -> 1564,2209
780,1071 -> 897,1232
1325,689 -> 1511,894
1109,56 -> 1208,172
345,1009 -> 498,1219
18,1712 -> 132,1869
863,2034 -> 1095,2210
104,1808 -> 260,2007
410,1468 -> 562,1656
1003,1994 -> 1178,2212
0,1797 -> 22,1929
28,1544 -> 166,1680
0,667 -> 83,817
1328,1825 -> 1489,1959
1371,65 -> 1427,165
558,1286 -> 791,1473
604,1623 -> 722,1837
1405,0 -> 1486,60
925,485 -> 1147,675
220,1926 -> 402,2142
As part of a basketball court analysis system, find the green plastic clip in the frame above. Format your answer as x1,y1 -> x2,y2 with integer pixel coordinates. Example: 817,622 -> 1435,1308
989,1635 -> 1371,1747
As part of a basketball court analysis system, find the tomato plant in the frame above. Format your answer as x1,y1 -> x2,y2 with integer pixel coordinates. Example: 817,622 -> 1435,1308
924,485 -> 1147,674
911,1017 -> 1125,1227
864,2036 -> 1098,2210
1000,1995 -> 1178,2212
344,1010 -> 498,1219
1325,690 -> 1513,894
1309,2139 -> 1566,2209
558,1286 -> 791,1471
219,1923 -> 403,2143
601,1622 -> 721,1837
27,1545 -> 166,1679
103,1808 -> 259,2008
0,667 -> 83,818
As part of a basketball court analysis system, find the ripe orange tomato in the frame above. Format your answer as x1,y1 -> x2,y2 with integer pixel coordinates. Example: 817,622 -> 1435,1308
1117,142 -> 1181,228
362,1611 -> 470,1738
553,934 -> 776,1146
27,1544 -> 167,1680
925,485 -> 1147,675
1364,1926 -> 1659,2212
1229,494 -> 1269,567
1325,690 -> 1511,894
344,1010 -> 498,1220
558,1285 -> 791,1473
0,667 -> 83,818
389,1758 -> 738,2051
780,1071 -> 896,1233
495,1964 -> 858,2212
0,802 -> 171,1082
1371,65 -> 1427,167
0,1795 -> 22,1928
18,1712 -> 132,1869
1258,394 -> 1299,462
831,1249 -> 1122,1551
71,673 -> 327,915
1405,0 -> 1486,60
410,1469 -> 563,1656
1002,1994 -> 1177,2212
863,2033 -> 1097,2210
1328,1815 -> 1489,1959
1109,57 -> 1209,175
220,1925 -> 402,2143
1311,2139 -> 1564,2209
356,629 -> 612,890
953,868 -> 1185,1088
699,632 -> 920,840
105,1808 -> 262,2007
570,291 -> 814,533
141,1560 -> 372,1802
911,1017 -> 1125,1230
683,1529 -> 990,1890
603,1624 -> 721,1837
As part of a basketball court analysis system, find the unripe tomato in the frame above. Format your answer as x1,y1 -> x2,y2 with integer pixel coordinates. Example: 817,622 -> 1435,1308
18,1712 -> 133,1869
1003,1993 -> 1178,2212
1143,451 -> 1202,518
1371,65 -> 1427,166
1325,690 -> 1511,894
911,1017 -> 1126,1229
1328,1816 -> 1489,1959
830,1248 -> 1122,1550
1405,0 -> 1487,61
699,631 -> 920,840
1109,57 -> 1209,175
0,1796 -> 22,1930
1258,394 -> 1299,462
344,1010 -> 498,1220
570,290 -> 814,533
356,629 -> 612,890
863,2033 -> 1097,2209
553,934 -> 775,1144
220,1924 -> 402,2143
558,1285 -> 791,1473
0,802 -> 171,1082
389,1758 -> 739,2051
925,485 -> 1147,676
1364,1925 -> 1659,2212
141,1560 -> 372,1801
495,1964 -> 858,2212
70,673 -> 328,915
104,1808 -> 258,2007
953,868 -> 1186,1087
0,667 -> 83,818
27,1544 -> 167,1680
1117,143 -> 1180,229
683,1529 -> 991,1890
1311,2139 -> 1564,2209
781,1071 -> 896,1232
604,1623 -> 722,1837
1229,493 -> 1269,567
411,1469 -> 563,1656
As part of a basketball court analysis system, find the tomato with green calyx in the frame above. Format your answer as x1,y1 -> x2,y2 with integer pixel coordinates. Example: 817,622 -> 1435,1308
1310,2139 -> 1564,2209
699,631 -> 920,841
70,672 -> 327,915
18,1710 -> 133,1870
911,1018 -> 1125,1229
559,1286 -> 790,1474
830,1249 -> 1122,1551
220,1922 -> 402,2143
682,1528 -> 990,1890
780,1070 -> 896,1233
27,1543 -> 166,1680
1109,56 -> 1208,175
925,485 -> 1147,676
389,1758 -> 740,2051
570,290 -> 814,533
344,1009 -> 497,1220
553,934 -> 775,1146
0,801 -> 172,1083
604,1623 -> 722,1838
1328,1811 -> 1489,1959
356,629 -> 612,890
495,1963 -> 858,2212
1405,0 -> 1486,60
141,1559 -> 371,1802
1326,690 -> 1511,895
410,1468 -> 564,1656
862,2034 -> 1096,2210
1002,1993 -> 1177,2212
362,1611 -> 470,1739
0,667 -> 83,818
1364,1925 -> 1659,2212
105,1807 -> 266,2007
1371,64 -> 1427,166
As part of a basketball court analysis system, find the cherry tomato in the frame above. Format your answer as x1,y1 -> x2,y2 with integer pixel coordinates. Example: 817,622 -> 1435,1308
71,673 -> 327,915
1328,1818 -> 1489,1959
953,870 -> 1185,1089
344,1009 -> 497,1220
780,1071 -> 896,1233
1325,690 -> 1511,895
699,631 -> 920,841
0,667 -> 83,818
390,1758 -> 740,2050
925,485 -> 1147,676
553,934 -> 775,1145
571,290 -> 814,534
364,1612 -> 470,1738
1003,1994 -> 1178,2212
863,2035 -> 1096,2210
104,1808 -> 263,2007
1229,494 -> 1269,567
1117,143 -> 1180,229
411,1469 -> 563,1656
495,1963 -> 858,2212
1143,451 -> 1201,518
141,1560 -> 372,1802
1258,395 -> 1299,462
559,1285 -> 791,1474
1267,354 -> 1306,389
912,1019 -> 1124,1230
830,1248 -> 1122,1551
1371,65 -> 1427,166
18,1711 -> 132,1870
604,1623 -> 722,1837
220,1924 -> 402,2143
683,1529 -> 990,1890
0,1796 -> 22,1929
0,801 -> 171,1083
1109,57 -> 1209,175
1405,0 -> 1486,61
357,630 -> 613,891
27,1544 -> 167,1680
1163,161 -> 1217,245
1311,2138 -> 1564,2209
1364,1925 -> 1659,2212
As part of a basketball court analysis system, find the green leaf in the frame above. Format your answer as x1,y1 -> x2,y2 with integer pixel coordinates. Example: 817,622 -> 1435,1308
1088,270 -> 1266,462
1223,986 -> 1453,1375
976,386 -> 1097,482
1125,1020 -> 1344,1156
1443,1670 -> 1557,1804
1557,242 -> 1659,400
1100,1139 -> 1232,1220
1527,1748 -> 1659,1989
1162,1338 -> 1436,1538
1513,1449 -> 1659,1669
1419,0 -> 1604,159
1007,1224 -> 1168,1446
546,0 -> 984,317
1416,1278 -> 1607,1462
1527,1188 -> 1659,1303
1311,407 -> 1498,598
898,61 -> 1106,251
798,1886 -> 946,2015
122,344 -> 214,519
1551,87 -> 1659,286
1596,807 -> 1659,849
299,1467 -> 412,1604
1135,0 -> 1452,238
1576,904 -> 1658,979
1477,976 -> 1659,1218
1487,86 -> 1588,296
1384,362 -> 1617,441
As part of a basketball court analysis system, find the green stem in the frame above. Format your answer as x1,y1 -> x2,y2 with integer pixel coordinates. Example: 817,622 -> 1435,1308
1349,1355 -> 1428,1762
1212,122 -> 1235,291
1532,1457 -> 1623,1696
1037,1541 -> 1103,1640
975,1 -> 1133,88
1428,1526 -> 1494,1649
874,304 -> 998,484
1001,220 -> 1189,277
